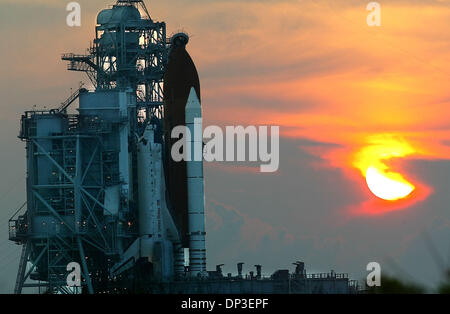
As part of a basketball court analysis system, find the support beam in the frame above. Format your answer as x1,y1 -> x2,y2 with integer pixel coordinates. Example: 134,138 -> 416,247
81,143 -> 99,184
32,191 -> 75,233
77,237 -> 94,294
22,243 -> 48,286
33,139 -> 114,216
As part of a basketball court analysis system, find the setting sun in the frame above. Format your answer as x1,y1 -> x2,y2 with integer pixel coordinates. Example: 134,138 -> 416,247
365,166 -> 415,201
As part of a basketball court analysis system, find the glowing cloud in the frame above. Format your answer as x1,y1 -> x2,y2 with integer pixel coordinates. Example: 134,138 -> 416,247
353,134 -> 416,176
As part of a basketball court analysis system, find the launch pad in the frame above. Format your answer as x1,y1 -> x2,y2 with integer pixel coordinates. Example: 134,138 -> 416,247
8,0 -> 358,294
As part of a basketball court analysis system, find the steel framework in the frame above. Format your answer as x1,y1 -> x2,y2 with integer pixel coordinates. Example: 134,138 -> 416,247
9,0 -> 167,294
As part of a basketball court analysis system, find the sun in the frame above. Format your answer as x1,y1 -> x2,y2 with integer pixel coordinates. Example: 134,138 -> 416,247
352,134 -> 418,202
365,166 -> 415,201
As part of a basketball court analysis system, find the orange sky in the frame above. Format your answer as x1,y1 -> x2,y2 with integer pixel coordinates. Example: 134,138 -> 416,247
191,1 -> 450,215
2,0 -> 450,214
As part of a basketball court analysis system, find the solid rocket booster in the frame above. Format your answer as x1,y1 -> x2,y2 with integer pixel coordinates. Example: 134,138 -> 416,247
185,87 -> 206,276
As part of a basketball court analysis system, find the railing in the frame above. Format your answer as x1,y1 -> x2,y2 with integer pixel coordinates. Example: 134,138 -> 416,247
306,272 -> 349,279
61,53 -> 92,61
9,216 -> 28,242
8,220 -> 17,240
8,202 -> 28,242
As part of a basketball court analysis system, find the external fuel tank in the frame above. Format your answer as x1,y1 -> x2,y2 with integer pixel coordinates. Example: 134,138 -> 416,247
163,33 -> 201,247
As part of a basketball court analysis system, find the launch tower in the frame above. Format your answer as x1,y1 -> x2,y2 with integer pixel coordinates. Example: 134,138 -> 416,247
9,0 -> 206,294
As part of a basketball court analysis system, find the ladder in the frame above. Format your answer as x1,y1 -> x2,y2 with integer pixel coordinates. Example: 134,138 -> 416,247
14,241 -> 30,294
56,83 -> 84,113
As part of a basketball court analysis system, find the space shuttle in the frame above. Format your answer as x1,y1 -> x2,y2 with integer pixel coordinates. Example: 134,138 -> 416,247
111,33 -> 206,280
